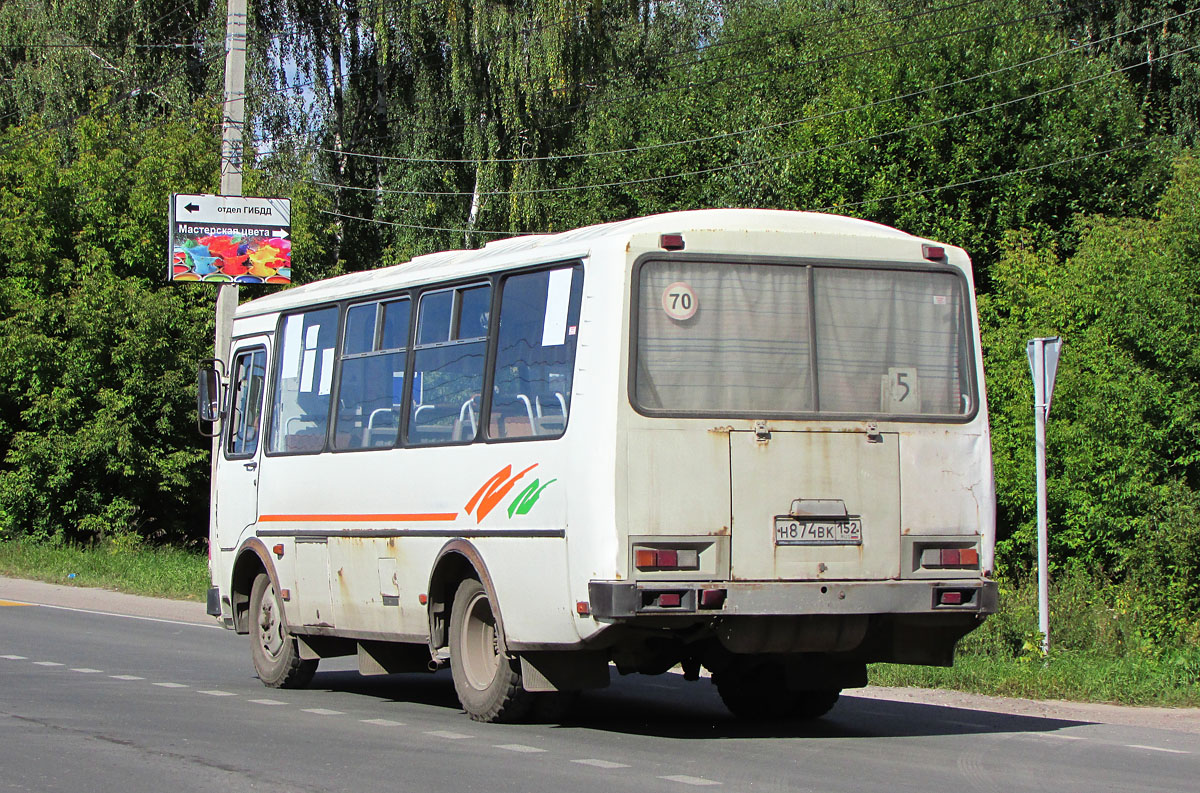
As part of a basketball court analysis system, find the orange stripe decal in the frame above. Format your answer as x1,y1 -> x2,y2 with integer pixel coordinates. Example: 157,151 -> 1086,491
259,513 -> 458,522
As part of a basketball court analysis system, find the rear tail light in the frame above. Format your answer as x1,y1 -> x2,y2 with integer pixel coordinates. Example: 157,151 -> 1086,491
920,544 -> 980,570
634,546 -> 700,571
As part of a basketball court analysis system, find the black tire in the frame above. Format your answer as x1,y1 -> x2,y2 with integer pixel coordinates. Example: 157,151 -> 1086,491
714,661 -> 840,720
449,578 -> 533,723
249,572 -> 317,689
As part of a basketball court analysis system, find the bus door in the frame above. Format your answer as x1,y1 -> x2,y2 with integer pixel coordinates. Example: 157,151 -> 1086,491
214,337 -> 271,553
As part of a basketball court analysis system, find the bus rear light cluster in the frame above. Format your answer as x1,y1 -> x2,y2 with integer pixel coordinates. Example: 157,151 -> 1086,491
634,547 -> 700,571
920,546 -> 979,569
636,588 -> 726,613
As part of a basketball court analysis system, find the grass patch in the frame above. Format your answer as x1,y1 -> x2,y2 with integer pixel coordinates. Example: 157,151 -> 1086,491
870,650 -> 1200,708
869,566 -> 1200,707
0,540 -> 208,601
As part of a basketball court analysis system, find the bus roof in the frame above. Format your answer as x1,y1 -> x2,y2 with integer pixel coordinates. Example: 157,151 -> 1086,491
236,208 -> 917,318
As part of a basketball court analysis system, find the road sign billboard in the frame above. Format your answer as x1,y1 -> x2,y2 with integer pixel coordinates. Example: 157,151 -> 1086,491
168,194 -> 292,284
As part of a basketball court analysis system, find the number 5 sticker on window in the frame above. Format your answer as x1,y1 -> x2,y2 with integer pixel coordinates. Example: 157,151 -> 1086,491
662,282 -> 698,321
881,367 -> 922,413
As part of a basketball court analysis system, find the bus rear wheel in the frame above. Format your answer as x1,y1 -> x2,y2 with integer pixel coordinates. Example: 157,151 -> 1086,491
714,661 -> 840,721
449,578 -> 533,723
249,572 -> 317,689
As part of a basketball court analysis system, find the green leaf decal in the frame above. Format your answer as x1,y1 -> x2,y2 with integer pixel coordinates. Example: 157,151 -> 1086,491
507,479 -> 557,518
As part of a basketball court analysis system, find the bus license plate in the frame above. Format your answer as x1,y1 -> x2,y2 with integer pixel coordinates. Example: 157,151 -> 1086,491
774,517 -> 862,546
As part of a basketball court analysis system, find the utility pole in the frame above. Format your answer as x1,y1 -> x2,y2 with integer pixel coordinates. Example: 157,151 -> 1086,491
215,0 -> 247,367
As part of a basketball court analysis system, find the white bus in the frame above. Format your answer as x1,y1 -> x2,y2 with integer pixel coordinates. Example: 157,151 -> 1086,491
199,208 -> 997,722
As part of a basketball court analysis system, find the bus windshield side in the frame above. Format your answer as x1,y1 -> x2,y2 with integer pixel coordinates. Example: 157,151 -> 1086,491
633,258 -> 975,419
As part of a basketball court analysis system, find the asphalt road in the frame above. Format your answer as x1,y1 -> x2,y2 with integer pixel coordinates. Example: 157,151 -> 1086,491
2,588 -> 1198,793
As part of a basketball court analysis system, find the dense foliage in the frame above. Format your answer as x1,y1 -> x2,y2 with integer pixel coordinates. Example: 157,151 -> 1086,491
0,0 -> 1197,644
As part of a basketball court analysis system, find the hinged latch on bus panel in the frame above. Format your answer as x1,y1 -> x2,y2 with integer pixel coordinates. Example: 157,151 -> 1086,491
754,420 -> 771,442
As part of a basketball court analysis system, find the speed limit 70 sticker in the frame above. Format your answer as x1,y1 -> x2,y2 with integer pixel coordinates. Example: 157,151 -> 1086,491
661,282 -> 698,321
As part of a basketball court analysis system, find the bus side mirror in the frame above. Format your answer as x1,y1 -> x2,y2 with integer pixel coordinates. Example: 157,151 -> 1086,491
197,360 -> 225,437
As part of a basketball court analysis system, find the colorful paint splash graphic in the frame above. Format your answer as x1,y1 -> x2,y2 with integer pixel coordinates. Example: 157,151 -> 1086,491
464,463 -> 557,524
171,234 -> 292,284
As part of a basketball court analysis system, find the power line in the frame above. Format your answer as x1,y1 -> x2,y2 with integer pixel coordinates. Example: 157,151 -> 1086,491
242,0 -> 1024,149
318,208 -> 513,237
0,46 -> 227,156
0,1 -> 219,128
303,7 -> 1196,167
322,138 -> 1155,239
815,139 -> 1152,213
295,40 -> 1198,200
0,42 -> 200,49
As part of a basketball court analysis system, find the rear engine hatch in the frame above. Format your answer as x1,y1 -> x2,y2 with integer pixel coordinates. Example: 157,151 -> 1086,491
729,428 -> 899,581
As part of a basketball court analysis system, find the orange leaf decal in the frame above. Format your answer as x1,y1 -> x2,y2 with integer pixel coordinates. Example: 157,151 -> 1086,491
465,464 -> 537,523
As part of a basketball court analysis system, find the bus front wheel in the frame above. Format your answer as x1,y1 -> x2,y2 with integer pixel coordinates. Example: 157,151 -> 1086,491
449,578 -> 533,723
249,572 -> 317,689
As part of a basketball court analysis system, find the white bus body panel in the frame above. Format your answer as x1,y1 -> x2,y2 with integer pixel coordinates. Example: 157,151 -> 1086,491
208,209 -> 995,662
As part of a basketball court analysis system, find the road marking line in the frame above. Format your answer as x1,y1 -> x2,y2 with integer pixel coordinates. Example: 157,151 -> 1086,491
154,682 -> 189,688
572,759 -> 630,769
425,730 -> 471,740
250,699 -> 289,706
71,668 -> 104,673
110,675 -> 144,680
1,654 -> 28,660
1125,744 -> 1190,755
33,661 -> 64,667
21,602 -> 220,630
660,775 -> 721,786
1037,733 -> 1085,741
361,718 -> 405,726
198,690 -> 237,697
301,708 -> 343,715
494,744 -> 546,754
0,600 -> 35,606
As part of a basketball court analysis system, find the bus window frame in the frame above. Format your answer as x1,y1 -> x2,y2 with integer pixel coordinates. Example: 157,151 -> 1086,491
263,302 -> 344,458
331,294 -> 413,454
481,261 -> 585,445
627,252 -> 980,424
223,344 -> 269,461
259,260 -> 588,457
405,280 -> 494,447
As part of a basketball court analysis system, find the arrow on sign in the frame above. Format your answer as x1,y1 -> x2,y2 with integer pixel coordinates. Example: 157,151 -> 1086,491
185,202 -> 200,213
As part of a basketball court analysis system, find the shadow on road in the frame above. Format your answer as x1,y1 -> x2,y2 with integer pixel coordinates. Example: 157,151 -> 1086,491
304,667 -> 1089,741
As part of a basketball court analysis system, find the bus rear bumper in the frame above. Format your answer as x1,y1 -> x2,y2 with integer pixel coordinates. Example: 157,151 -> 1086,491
588,578 -> 998,619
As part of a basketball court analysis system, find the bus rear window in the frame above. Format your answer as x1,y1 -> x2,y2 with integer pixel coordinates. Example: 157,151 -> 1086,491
634,259 -> 974,418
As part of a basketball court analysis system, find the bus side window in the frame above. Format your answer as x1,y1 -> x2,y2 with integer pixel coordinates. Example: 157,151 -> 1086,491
268,308 -> 338,454
334,299 -> 409,450
407,284 -> 490,446
489,266 -> 583,439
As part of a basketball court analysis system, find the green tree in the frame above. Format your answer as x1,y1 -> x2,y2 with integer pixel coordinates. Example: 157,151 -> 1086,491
0,107 -> 219,544
980,152 -> 1200,640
